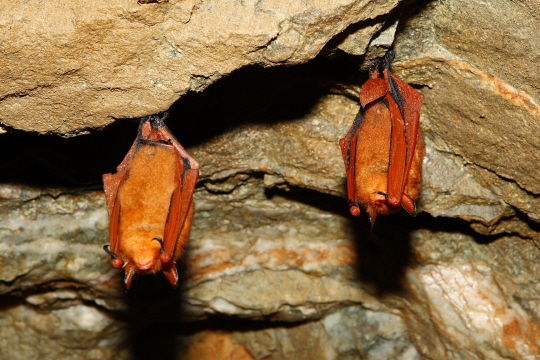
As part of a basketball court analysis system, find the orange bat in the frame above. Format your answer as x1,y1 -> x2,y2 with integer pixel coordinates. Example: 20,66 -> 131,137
102,113 -> 199,288
339,51 -> 425,227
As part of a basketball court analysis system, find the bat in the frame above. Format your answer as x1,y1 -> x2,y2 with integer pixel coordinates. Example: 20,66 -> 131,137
339,51 -> 425,227
102,113 -> 199,288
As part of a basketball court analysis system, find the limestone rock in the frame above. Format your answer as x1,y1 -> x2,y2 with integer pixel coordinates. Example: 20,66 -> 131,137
393,0 -> 540,196
181,306 -> 418,360
0,0 -> 399,134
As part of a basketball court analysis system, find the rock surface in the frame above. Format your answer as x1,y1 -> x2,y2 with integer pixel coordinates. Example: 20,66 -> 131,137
0,0 -> 399,134
1,0 -> 540,359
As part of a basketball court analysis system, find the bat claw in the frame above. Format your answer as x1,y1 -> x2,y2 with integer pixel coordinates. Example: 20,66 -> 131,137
368,207 -> 378,231
152,237 -> 165,254
103,245 -> 117,260
381,50 -> 395,71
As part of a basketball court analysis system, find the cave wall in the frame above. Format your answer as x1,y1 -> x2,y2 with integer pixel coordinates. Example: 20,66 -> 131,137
1,0 -> 540,359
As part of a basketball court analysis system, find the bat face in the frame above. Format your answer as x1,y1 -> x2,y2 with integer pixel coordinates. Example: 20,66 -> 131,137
339,51 -> 425,227
102,113 -> 199,288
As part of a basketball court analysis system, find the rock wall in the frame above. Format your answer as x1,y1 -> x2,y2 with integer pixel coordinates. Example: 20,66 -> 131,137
1,0 -> 540,359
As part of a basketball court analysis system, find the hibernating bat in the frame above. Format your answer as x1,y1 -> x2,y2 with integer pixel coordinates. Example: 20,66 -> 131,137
339,51 -> 425,227
102,113 -> 199,288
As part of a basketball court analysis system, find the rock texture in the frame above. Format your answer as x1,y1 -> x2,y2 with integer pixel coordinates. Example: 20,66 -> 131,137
1,0 -> 540,359
0,0 -> 399,134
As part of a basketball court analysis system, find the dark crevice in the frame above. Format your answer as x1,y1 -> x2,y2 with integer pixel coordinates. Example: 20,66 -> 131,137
165,56 -> 360,148
469,208 -> 540,241
0,56 -> 360,188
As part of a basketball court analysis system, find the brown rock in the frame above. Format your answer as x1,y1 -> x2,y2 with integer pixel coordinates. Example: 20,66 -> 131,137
394,0 -> 540,195
0,0 -> 400,134
183,332 -> 253,360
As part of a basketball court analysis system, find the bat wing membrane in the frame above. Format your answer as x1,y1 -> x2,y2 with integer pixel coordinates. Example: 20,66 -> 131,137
385,94 -> 408,206
359,78 -> 387,108
339,108 -> 365,215
103,139 -> 139,266
384,70 -> 424,188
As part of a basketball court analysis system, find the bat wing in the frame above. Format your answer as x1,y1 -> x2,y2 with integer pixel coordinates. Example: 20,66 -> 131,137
359,78 -> 387,108
102,138 -> 139,268
103,138 -> 138,218
385,94 -> 408,207
384,70 -> 424,187
339,108 -> 364,216
160,156 -> 199,264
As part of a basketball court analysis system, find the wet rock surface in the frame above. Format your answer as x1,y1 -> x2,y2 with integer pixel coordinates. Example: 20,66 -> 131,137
1,0 -> 540,359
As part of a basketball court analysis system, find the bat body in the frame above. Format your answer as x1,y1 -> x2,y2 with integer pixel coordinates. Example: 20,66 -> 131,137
339,51 -> 425,226
103,113 -> 199,288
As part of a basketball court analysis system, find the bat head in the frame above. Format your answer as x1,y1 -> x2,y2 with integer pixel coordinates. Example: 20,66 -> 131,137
120,234 -> 164,289
365,192 -> 404,228
121,231 -> 164,270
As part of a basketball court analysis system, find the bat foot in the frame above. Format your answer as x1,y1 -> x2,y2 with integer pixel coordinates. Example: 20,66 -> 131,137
124,265 -> 136,289
368,207 -> 378,231
401,194 -> 417,217
141,112 -> 169,130
381,50 -> 395,71
152,237 -> 165,254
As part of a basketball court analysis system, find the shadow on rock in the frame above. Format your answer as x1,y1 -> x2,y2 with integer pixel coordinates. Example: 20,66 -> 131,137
122,262 -> 189,360
351,211 -> 415,295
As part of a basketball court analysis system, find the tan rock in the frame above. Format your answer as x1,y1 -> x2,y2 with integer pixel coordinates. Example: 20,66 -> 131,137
183,332 -> 253,360
394,0 -> 540,195
0,0 -> 399,134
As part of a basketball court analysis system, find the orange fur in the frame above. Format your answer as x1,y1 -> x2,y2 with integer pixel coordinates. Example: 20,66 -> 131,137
118,145 -> 178,273
103,114 -> 199,288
